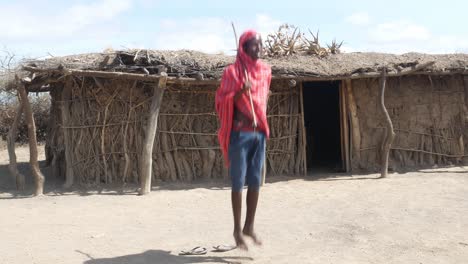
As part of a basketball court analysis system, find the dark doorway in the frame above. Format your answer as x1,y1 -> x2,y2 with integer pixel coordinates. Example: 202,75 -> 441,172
303,81 -> 342,171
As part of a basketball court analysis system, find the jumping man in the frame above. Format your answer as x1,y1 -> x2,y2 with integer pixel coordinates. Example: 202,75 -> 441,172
215,30 -> 271,250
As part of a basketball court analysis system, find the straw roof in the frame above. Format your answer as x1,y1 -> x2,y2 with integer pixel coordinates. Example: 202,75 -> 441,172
21,49 -> 468,82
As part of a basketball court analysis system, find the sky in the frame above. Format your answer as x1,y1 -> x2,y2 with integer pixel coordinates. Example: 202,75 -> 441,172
1,0 -> 467,60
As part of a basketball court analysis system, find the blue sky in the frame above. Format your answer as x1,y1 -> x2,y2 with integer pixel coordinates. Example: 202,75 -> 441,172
1,0 -> 467,59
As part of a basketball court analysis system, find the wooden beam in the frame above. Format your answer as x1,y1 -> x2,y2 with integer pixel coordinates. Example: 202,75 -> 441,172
350,61 -> 436,79
139,75 -> 167,195
22,62 -> 465,89
22,66 -> 219,85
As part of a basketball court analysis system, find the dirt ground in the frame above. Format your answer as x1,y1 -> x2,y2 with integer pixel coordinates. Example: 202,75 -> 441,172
1,145 -> 468,264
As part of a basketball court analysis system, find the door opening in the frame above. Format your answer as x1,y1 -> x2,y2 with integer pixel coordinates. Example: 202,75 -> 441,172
302,81 -> 343,172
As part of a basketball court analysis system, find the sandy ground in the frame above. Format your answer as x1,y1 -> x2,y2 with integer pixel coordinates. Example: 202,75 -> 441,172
1,145 -> 468,264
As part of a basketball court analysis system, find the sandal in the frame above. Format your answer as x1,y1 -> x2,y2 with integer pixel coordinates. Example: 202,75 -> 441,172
212,244 -> 237,252
179,246 -> 207,255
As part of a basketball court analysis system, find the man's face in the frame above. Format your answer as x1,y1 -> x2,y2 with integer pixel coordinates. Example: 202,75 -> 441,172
243,34 -> 263,60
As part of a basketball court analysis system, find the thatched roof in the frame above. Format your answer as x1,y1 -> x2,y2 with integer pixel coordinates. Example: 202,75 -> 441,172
19,50 -> 468,85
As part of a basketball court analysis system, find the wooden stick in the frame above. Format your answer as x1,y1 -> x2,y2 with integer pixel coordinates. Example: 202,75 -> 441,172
134,49 -> 142,62
231,22 -> 239,48
372,126 -> 458,140
391,148 -> 468,158
160,112 -> 217,116
158,130 -> 218,136
379,68 -> 396,178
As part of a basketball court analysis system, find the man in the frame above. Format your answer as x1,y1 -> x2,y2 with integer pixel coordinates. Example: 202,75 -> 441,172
215,30 -> 271,250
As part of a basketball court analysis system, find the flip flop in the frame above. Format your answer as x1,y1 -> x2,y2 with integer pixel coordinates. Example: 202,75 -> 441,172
179,246 -> 207,255
212,244 -> 237,252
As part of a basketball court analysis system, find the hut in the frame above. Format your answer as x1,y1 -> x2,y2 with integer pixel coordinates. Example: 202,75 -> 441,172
8,50 -> 468,194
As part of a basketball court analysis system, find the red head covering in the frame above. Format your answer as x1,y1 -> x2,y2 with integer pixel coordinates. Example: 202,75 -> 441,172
215,29 -> 272,166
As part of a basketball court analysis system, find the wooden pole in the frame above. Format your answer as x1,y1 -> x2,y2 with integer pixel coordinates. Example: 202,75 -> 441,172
17,82 -> 45,196
7,99 -> 25,190
61,78 -> 74,188
139,75 -> 167,195
379,68 -> 396,178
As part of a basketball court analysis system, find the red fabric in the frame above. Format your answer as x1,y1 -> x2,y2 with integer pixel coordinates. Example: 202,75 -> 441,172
215,29 -> 272,166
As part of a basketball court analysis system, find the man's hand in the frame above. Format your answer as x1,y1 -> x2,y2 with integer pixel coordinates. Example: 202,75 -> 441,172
243,80 -> 252,92
234,81 -> 251,100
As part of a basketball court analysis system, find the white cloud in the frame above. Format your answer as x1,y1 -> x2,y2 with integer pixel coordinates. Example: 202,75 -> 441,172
432,35 -> 468,53
255,14 -> 282,38
356,19 -> 468,54
153,15 -> 283,54
136,0 -> 159,8
155,33 -> 231,53
154,17 -> 233,53
370,20 -> 431,43
56,0 -> 132,32
340,46 -> 357,53
0,0 -> 132,39
345,12 -> 370,26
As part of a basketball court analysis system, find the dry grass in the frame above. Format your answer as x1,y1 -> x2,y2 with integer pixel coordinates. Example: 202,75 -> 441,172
264,24 -> 344,57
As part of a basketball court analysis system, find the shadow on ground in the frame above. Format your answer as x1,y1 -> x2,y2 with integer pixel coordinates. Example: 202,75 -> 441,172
3,159 -> 465,199
0,161 -> 235,198
80,249 -> 253,264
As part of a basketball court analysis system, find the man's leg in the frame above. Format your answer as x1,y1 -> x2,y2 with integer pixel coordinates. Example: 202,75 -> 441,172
229,131 -> 248,250
232,191 -> 247,250
243,187 -> 262,245
243,132 -> 265,245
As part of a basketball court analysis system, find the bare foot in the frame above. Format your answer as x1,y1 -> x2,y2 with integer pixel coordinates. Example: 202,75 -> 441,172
233,231 -> 248,251
243,229 -> 263,246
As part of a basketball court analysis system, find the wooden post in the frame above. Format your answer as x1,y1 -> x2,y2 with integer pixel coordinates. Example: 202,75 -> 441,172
299,82 -> 307,175
345,79 -> 361,167
17,83 -> 45,196
139,75 -> 167,195
7,99 -> 25,190
379,68 -> 396,178
339,81 -> 350,172
61,78 -> 74,188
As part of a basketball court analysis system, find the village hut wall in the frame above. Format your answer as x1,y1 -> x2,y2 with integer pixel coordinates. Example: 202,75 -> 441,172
16,50 -> 467,186
45,76 -> 304,185
350,74 -> 468,171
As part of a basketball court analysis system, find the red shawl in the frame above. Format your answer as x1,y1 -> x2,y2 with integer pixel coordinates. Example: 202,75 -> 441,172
215,29 -> 272,166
